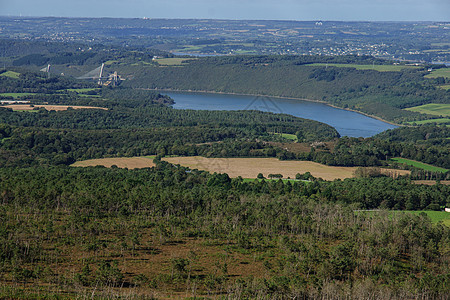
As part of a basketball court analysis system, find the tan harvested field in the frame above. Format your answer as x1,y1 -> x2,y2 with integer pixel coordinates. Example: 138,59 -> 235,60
71,157 -> 155,169
413,180 -> 450,186
72,156 -> 411,180
2,104 -> 108,111
163,157 -> 410,181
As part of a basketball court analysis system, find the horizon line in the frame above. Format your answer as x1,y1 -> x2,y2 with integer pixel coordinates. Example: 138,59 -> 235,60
0,15 -> 449,23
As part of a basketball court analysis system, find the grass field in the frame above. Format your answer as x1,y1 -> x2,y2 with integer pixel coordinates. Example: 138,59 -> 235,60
0,92 -> 37,98
359,210 -> 450,226
2,104 -> 108,111
71,157 -> 156,169
274,133 -> 297,141
425,68 -> 450,79
406,118 -> 450,125
155,58 -> 196,66
163,157 -> 410,181
391,157 -> 449,173
104,60 -> 119,65
401,211 -> 450,226
0,71 -> 20,79
307,63 -> 420,72
66,88 -> 100,93
405,103 -> 450,117
438,84 -> 450,90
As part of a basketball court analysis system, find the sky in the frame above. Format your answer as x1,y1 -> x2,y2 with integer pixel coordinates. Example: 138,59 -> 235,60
0,0 -> 449,21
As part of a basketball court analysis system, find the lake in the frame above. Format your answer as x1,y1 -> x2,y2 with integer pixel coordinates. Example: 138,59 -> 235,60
165,91 -> 397,137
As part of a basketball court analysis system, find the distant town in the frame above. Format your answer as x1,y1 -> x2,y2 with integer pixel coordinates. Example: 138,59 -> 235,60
1,17 -> 449,64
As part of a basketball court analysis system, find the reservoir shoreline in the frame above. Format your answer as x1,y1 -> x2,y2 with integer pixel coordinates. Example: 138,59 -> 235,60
140,88 -> 401,127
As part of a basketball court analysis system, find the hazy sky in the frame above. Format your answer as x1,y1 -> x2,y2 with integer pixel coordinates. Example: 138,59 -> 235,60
1,0 -> 449,21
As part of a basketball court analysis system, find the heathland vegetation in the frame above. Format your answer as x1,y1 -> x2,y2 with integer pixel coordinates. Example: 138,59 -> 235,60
0,163 -> 449,298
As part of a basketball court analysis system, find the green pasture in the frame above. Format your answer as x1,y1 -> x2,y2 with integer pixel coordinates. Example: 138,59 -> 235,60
104,60 -> 119,65
0,71 -> 20,79
66,88 -> 100,93
405,103 -> 450,117
0,92 -> 37,98
358,210 -> 450,226
425,68 -> 450,79
234,50 -> 258,54
307,63 -> 420,72
390,157 -> 448,173
406,118 -> 450,125
273,132 -> 297,141
438,85 -> 450,90
404,211 -> 450,225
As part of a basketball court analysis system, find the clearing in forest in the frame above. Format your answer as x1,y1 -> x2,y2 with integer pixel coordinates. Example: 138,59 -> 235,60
425,68 -> 450,79
391,157 -> 449,173
2,104 -> 108,111
404,103 -> 450,117
162,157 -> 409,181
406,118 -> 450,125
155,57 -> 196,66
71,157 -> 155,169
0,71 -> 21,79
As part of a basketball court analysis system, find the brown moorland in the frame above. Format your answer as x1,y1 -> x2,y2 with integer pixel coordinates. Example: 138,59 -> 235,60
0,212 -> 269,299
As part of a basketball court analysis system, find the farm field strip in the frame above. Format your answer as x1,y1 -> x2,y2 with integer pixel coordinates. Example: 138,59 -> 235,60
0,71 -> 20,79
155,58 -> 197,66
72,156 -> 412,180
2,104 -> 108,111
425,68 -> 450,79
404,103 -> 450,117
357,210 -> 450,226
406,118 -> 450,125
273,132 -> 298,141
71,157 -> 156,169
0,92 -> 37,98
162,157 -> 410,181
65,88 -> 101,93
307,63 -> 420,72
391,157 -> 449,173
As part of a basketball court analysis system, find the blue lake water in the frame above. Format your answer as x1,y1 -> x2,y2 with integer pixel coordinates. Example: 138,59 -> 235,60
165,91 -> 397,138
